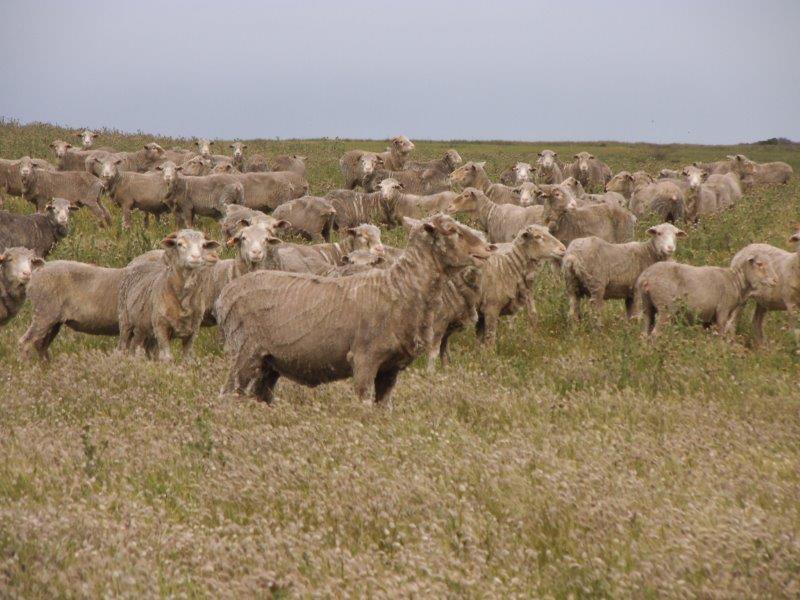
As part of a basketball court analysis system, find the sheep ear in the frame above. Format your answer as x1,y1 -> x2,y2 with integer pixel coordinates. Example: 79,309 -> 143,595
789,231 -> 800,243
161,234 -> 178,248
341,255 -> 353,264
274,220 -> 291,229
423,222 -> 437,235
589,154 -> 595,159
155,165 -> 163,171
265,236 -> 282,245
675,229 -> 687,237
228,144 -> 235,149
537,152 -> 542,157
49,142 -> 55,149
647,227 -> 658,236
44,203 -> 54,211
573,154 -> 579,159
202,240 -> 220,250
175,166 -> 183,171
68,204 -> 79,211
31,257 -> 45,269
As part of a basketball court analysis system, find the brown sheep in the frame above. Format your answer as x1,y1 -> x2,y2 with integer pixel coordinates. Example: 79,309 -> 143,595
539,186 -> 636,246
272,196 -> 337,241
270,154 -> 308,177
447,188 -> 543,243
563,152 -> 612,192
535,150 -> 565,184
0,198 -> 76,258
450,161 -> 526,206
339,136 -> 415,189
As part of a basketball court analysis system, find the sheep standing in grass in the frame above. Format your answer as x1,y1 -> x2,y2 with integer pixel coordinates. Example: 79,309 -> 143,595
636,257 -> 777,338
0,158 -> 55,206
606,171 -> 655,201
562,223 -> 686,322
682,166 -> 724,222
447,188 -> 543,243
117,230 -> 220,361
475,225 -> 565,348
629,180 -> 686,222
0,248 -> 44,327
0,198 -> 76,258
731,154 -> 792,185
535,150 -> 564,184
50,140 -> 112,172
164,166 -> 245,227
564,152 -> 612,192
219,204 -> 290,239
730,228 -> 800,348
216,214 -> 493,404
405,149 -> 462,175
499,162 -> 534,186
325,188 -> 393,229
539,186 -> 636,246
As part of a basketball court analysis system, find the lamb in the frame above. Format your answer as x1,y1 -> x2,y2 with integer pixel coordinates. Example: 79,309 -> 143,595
636,257 -> 777,338
450,161 -> 528,205
325,188 -> 393,229
730,228 -> 800,347
117,229 -> 220,361
535,150 -> 564,184
405,149 -> 463,175
0,158 -> 55,205
499,162 -> 534,186
219,204 -> 290,239
539,186 -> 636,246
0,248 -> 44,327
563,152 -> 612,192
215,213 -> 494,404
731,154 -> 792,185
377,178 -> 456,223
94,156 -> 175,229
0,198 -> 76,258
272,196 -> 337,241
339,136 -> 415,188
447,188 -> 543,243
629,180 -> 686,222
562,223 -> 686,322
270,154 -> 308,177
274,224 -> 387,274
20,261 -> 128,360
163,165 -> 245,227
474,225 -> 565,348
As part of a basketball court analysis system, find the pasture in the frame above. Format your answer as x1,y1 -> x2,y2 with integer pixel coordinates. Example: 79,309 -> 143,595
1,121 -> 799,597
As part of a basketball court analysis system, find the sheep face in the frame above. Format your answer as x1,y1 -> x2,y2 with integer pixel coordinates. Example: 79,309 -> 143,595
342,250 -> 385,268
647,223 -> 686,258
144,143 -> 165,160
447,188 -> 481,214
78,130 -> 99,148
17,156 -> 35,181
162,230 -> 220,270
46,198 -> 77,228
228,224 -> 280,267
229,142 -> 247,159
49,140 -> 73,159
515,225 -> 566,262
98,157 -> 124,185
541,187 -> 577,213
537,150 -> 558,171
195,138 -> 213,157
358,154 -> 380,175
156,161 -> 182,189
421,214 -> 495,270
445,149 -> 463,169
391,136 -> 415,156
682,166 -> 707,190
345,224 -> 384,256
573,151 -> 594,174
0,247 -> 44,287
606,171 -> 634,194
790,227 -> 800,245
513,162 -> 533,183
449,162 -> 485,188
180,156 -> 211,176
742,256 -> 778,290
378,178 -> 403,199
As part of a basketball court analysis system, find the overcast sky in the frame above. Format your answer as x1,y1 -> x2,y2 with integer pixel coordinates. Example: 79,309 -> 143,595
1,0 -> 798,143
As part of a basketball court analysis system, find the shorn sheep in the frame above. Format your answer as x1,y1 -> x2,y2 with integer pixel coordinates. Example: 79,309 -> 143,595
0,198 -> 76,258
0,247 -> 44,327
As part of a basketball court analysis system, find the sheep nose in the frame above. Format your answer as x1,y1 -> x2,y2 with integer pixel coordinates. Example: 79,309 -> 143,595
249,250 -> 264,261
19,270 -> 31,280
374,244 -> 385,256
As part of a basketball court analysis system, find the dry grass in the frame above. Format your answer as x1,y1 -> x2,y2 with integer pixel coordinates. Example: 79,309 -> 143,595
1,121 -> 799,597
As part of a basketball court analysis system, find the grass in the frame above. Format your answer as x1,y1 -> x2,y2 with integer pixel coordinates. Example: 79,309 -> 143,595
1,121 -> 799,597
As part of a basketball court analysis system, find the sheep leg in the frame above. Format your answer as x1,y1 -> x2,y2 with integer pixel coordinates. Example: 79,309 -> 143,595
180,335 -> 196,361
787,302 -> 800,353
19,320 -> 61,362
481,311 -> 500,348
249,361 -> 280,404
153,322 -> 174,362
475,313 -> 486,343
374,367 -> 400,406
439,330 -> 455,369
426,337 -> 442,373
589,289 -> 605,324
524,294 -> 538,328
351,353 -> 380,403
567,293 -> 581,323
143,211 -> 151,228
717,308 -> 734,338
651,311 -> 671,338
751,304 -> 767,347
121,202 -> 134,230
624,296 -> 637,320
84,199 -> 111,227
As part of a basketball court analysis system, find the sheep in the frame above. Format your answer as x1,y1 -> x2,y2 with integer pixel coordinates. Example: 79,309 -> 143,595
339,136 -> 415,189
629,180 -> 686,222
20,261 -> 128,360
535,150 -> 565,184
499,162 -> 534,186
450,161 -> 528,206
730,228 -> 800,347
227,171 -> 309,213
317,250 -> 389,278
562,223 -> 686,322
447,188 -> 543,243
163,165 -> 246,227
325,188 -> 393,229
681,166 -> 724,222
215,213 -> 493,404
0,198 -> 76,258
659,168 -> 682,180
50,139 -> 112,172
426,266 -> 482,371
219,204 -> 290,239
558,177 -> 627,208
229,142 -> 247,172
363,165 -> 451,195
193,138 -> 233,167
0,158 -> 56,205
731,154 -> 792,185
77,129 -> 101,149
93,156 -> 175,229
405,149 -> 463,175
0,248 -> 44,327
692,158 -> 735,175
377,178 -> 456,223
563,152 -> 612,192
539,186 -> 636,246
707,171 -> 743,208
636,257 -> 778,338
89,143 -> 167,175
605,170 -> 655,200
244,154 -> 269,172
178,155 -> 213,176
272,196 -> 337,241
117,229 -> 220,361
270,154 -> 308,177
474,225 -> 565,348
275,224 -> 387,274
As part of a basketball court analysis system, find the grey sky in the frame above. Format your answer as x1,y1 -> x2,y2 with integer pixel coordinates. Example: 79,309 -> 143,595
1,0 -> 798,143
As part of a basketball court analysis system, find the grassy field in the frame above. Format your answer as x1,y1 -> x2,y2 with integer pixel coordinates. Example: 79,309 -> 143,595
0,121 -> 798,597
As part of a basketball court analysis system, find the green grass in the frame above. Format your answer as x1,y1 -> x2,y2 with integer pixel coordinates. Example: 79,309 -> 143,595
1,121 -> 799,597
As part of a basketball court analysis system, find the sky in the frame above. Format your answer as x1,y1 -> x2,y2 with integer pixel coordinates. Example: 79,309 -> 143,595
1,0 -> 798,144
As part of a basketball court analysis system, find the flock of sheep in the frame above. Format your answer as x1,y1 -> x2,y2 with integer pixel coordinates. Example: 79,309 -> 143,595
0,130 -> 796,404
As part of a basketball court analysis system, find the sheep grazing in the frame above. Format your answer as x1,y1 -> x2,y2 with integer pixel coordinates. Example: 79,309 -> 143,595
363,164 -> 451,196
405,149 -> 463,175
539,186 -> 636,245
339,136 -> 415,189
0,198 -> 76,258
475,225 -> 565,348
564,152 -> 612,192
450,161 -> 527,206
162,164 -> 245,227
275,224 -> 386,275
730,228 -> 800,347
19,260 -> 128,360
0,248 -> 44,327
629,180 -> 686,222
0,158 -> 56,205
219,204 -> 289,240
117,229 -> 220,361
225,170 -> 309,213
447,188 -> 543,243
216,213 -> 493,404
731,154 -> 792,185
271,196 -> 337,242
499,162 -> 534,186
535,150 -> 565,184
94,156 -> 175,229
270,154 -> 308,177
378,178 -> 456,223
636,257 -> 777,338
562,223 -> 686,322
17,157 -> 110,225
325,188 -> 393,229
